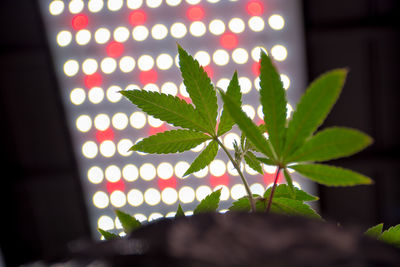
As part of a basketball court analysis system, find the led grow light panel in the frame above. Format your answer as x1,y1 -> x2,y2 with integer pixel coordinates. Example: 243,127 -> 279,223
39,0 -> 312,237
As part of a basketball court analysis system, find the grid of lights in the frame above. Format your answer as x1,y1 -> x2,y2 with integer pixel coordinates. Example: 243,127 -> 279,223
40,0 -> 313,237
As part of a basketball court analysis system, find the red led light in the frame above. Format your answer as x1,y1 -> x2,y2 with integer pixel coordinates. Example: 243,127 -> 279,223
84,73 -> 102,88
139,69 -> 158,85
220,33 -> 238,50
106,179 -> 125,193
158,177 -> 177,190
263,172 -> 283,186
129,10 -> 147,26
186,6 -> 205,21
71,14 -> 89,30
203,65 -> 213,78
106,41 -> 124,58
252,61 -> 261,76
96,128 -> 114,143
177,94 -> 192,104
210,174 -> 229,188
246,1 -> 264,16
148,124 -> 167,136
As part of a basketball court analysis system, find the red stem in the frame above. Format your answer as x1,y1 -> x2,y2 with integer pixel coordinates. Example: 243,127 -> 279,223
266,167 -> 281,213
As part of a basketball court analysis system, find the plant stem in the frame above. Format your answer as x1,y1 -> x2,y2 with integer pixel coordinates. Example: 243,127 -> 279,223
266,167 -> 282,213
215,137 -> 256,212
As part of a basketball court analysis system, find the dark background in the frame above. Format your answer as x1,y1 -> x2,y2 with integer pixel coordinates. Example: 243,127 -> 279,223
0,0 -> 399,266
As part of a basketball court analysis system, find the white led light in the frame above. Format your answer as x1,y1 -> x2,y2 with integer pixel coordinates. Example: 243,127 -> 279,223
227,161 -> 244,176
76,115 -> 92,133
254,77 -> 261,90
271,45 -> 288,61
117,139 -> 133,156
166,0 -> 181,6
184,211 -> 193,216
105,165 -> 121,182
165,212 -> 175,218
95,28 -> 111,44
148,115 -> 163,127
232,48 -> 249,64
175,161 -> 190,179
223,132 -> 239,150
110,191 -> 126,208
138,55 -> 154,71
213,49 -> 229,66
231,184 -> 246,200
156,54 -> 173,70
100,141 -> 116,157
257,105 -> 263,119
134,214 -> 147,222
193,166 -> 208,178
112,113 -> 128,130
130,112 -> 147,129
194,51 -> 211,66
228,17 -> 245,33
56,31 -> 72,47
148,213 -> 163,221
161,82 -> 178,95
132,26 -> 149,41
70,88 -> 85,105
146,0 -> 162,8
63,60 -> 79,77
210,159 -> 226,177
127,189 -> 144,206
245,163 -> 258,175
69,0 -> 84,14
100,57 -> 117,74
157,162 -> 174,179
144,188 -> 161,206
151,24 -> 168,40
287,103 -> 293,119
251,46 -> 267,61
122,164 -> 138,181
94,114 -> 110,131
107,85 -> 122,102
216,78 -> 230,92
207,0 -> 220,3
189,21 -> 206,37
238,77 -> 252,94
209,19 -> 225,35
186,0 -> 200,4
191,142 -> 204,152
88,0 -> 104,12
127,0 -> 143,9
179,186 -> 195,203
107,0 -> 123,11
242,104 -> 255,119
280,74 -> 290,90
248,16 -> 265,32
140,163 -> 156,181
175,54 -> 180,67
144,83 -> 159,92
88,166 -> 104,184
49,1 -> 64,15
179,83 -> 189,97
76,30 -> 91,45
119,56 -> 136,72
93,191 -> 109,208
263,164 -> 277,174
215,185 -> 229,201
250,183 -> 264,196
170,22 -> 187,39
82,58 -> 98,75
88,87 -> 104,104
114,27 -> 130,43
268,14 -> 285,30
196,185 -> 212,201
98,215 -> 114,230
82,141 -> 98,158
162,188 -> 178,205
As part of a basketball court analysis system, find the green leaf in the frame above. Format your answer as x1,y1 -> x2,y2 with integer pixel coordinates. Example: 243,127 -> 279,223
218,71 -> 242,136
264,184 -> 318,202
283,168 -> 296,198
286,127 -> 373,163
228,195 -> 263,212
283,69 -> 348,158
291,163 -> 373,186
220,90 -> 276,161
379,224 -> 400,248
132,129 -> 211,154
259,50 -> 287,156
178,45 -> 218,133
365,223 -> 384,238
244,151 -> 263,174
115,210 -> 141,234
271,198 -> 321,219
175,204 -> 185,218
193,189 -> 221,214
120,90 -> 209,133
256,157 -> 276,166
98,228 -> 119,240
183,140 -> 219,176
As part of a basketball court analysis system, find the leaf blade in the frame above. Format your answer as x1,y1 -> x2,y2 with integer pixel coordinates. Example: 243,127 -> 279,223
271,198 -> 321,219
264,184 -> 318,202
115,210 -> 141,234
175,204 -> 185,218
193,189 -> 221,214
365,223 -> 384,239
98,228 -> 119,240
379,224 -> 400,248
183,140 -> 219,176
244,151 -> 263,174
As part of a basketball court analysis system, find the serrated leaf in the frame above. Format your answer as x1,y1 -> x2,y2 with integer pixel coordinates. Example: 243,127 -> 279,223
283,69 -> 347,158
193,189 -> 221,214
184,140 -> 218,176
120,90 -> 209,133
98,228 -> 119,240
379,224 -> 400,248
271,198 -> 321,219
178,45 -> 218,133
132,129 -> 211,154
286,127 -> 373,163
228,195 -> 263,212
365,223 -> 384,238
264,184 -> 318,202
244,151 -> 263,174
115,210 -> 141,234
291,163 -> 373,186
259,50 -> 287,157
220,91 -> 276,161
256,157 -> 276,166
175,204 -> 185,218
218,71 -> 242,136
283,168 -> 295,198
